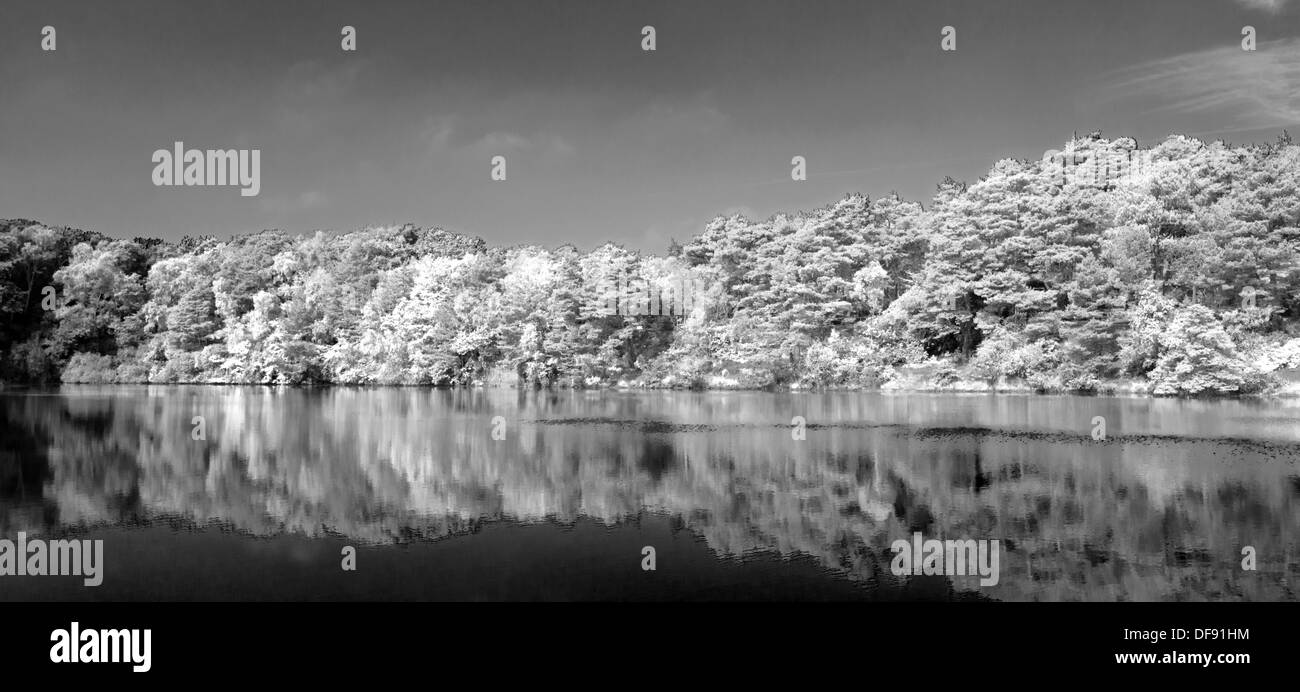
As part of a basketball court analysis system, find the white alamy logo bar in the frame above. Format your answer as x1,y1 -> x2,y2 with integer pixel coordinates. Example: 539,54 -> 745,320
0,532 -> 103,586
50,623 -> 151,673
890,532 -> 1000,587
152,141 -> 261,196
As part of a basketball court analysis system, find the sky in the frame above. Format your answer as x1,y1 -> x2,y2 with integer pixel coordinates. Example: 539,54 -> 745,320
2,0 -> 1299,252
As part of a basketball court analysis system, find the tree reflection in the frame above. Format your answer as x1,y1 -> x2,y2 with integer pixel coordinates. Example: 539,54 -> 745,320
1,387 -> 1296,601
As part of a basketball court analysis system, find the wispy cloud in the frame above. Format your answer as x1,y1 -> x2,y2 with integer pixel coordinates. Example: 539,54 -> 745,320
420,115 -> 457,153
611,95 -> 730,146
1106,38 -> 1300,130
1233,0 -> 1291,12
260,189 -> 328,214
272,60 -> 370,133
418,114 -> 574,159
472,131 -> 576,160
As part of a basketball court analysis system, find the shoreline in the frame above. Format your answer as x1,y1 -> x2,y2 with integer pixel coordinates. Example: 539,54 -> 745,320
7,378 -> 1300,400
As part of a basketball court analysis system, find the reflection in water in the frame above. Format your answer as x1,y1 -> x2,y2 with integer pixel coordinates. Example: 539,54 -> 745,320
1,386 -> 1297,601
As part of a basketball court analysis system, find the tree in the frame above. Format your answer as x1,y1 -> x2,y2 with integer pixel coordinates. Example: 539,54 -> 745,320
1149,304 -> 1259,395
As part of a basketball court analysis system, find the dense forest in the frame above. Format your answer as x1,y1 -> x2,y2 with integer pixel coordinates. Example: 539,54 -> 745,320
3,133 -> 1300,395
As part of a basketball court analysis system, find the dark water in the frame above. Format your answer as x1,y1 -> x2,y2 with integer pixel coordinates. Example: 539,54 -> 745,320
1,386 -> 1297,601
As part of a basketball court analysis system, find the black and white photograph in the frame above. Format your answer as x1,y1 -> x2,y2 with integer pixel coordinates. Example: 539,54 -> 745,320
0,0 -> 1296,678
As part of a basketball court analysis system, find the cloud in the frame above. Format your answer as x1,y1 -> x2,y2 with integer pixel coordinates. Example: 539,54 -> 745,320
1233,0 -> 1290,12
473,131 -> 575,159
612,96 -> 730,144
477,132 -> 534,150
272,60 -> 370,133
420,115 -> 457,152
1106,38 -> 1300,130
417,114 -> 574,159
260,189 -> 328,214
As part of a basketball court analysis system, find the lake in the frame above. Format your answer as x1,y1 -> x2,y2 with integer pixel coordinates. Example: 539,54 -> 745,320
1,386 -> 1296,601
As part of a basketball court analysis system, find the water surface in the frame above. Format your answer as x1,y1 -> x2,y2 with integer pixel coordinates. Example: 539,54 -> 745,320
1,387 -> 1296,601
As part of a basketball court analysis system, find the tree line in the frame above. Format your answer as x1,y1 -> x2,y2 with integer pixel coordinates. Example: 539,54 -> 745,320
3,133 -> 1300,394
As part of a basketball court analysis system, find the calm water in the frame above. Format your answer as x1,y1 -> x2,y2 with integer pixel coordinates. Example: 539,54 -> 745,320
1,386 -> 1297,601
